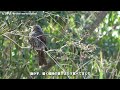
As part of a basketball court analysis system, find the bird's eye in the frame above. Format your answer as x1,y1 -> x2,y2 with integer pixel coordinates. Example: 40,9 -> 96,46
36,27 -> 40,30
33,25 -> 41,31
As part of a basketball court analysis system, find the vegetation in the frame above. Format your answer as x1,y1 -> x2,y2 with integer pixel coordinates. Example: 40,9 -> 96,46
0,11 -> 120,79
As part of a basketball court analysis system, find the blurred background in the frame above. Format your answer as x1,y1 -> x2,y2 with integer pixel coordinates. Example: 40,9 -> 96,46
0,11 -> 120,79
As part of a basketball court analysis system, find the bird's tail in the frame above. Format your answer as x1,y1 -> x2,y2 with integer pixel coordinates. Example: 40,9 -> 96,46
37,50 -> 47,66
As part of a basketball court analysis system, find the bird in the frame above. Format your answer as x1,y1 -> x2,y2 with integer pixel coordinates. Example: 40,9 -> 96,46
29,25 -> 47,66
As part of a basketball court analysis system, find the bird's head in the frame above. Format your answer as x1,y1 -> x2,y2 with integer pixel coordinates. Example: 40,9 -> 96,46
33,25 -> 43,33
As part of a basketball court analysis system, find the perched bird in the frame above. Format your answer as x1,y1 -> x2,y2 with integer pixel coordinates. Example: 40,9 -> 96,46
29,25 -> 47,66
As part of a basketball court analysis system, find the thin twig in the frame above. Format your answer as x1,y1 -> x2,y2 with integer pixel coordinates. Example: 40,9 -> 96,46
42,51 -> 71,79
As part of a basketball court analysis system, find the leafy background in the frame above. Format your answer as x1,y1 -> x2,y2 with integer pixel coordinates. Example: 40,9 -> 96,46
0,11 -> 120,79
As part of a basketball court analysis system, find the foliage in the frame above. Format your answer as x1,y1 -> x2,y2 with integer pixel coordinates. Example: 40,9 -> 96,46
0,11 -> 120,79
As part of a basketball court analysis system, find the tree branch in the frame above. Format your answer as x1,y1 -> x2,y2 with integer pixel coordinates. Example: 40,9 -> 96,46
41,11 -> 109,71
84,11 -> 108,33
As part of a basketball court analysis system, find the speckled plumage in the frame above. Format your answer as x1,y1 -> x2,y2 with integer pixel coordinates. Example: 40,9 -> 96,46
29,25 -> 47,66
